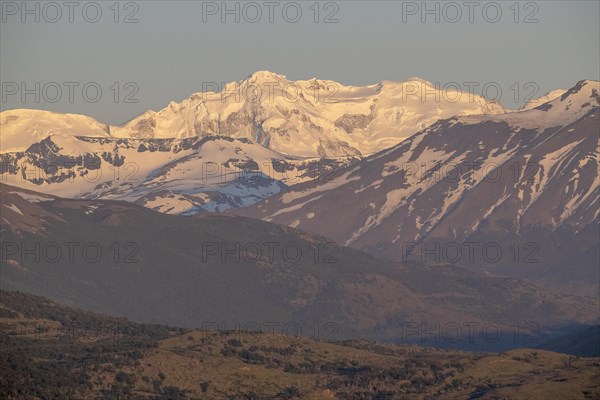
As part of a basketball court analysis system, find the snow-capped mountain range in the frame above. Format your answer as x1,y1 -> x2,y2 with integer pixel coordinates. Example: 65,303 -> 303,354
2,71 -> 508,157
0,74 -> 595,217
1,71 -> 518,212
0,133 -> 358,214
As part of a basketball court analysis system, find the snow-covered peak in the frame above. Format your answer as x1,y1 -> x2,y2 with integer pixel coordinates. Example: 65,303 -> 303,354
520,88 -> 567,111
95,72 -> 515,156
557,79 -> 599,106
0,109 -> 110,152
246,70 -> 288,81
458,79 -> 599,130
529,80 -> 596,116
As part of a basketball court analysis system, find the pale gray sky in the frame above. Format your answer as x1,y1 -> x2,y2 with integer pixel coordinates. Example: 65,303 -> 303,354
1,0 -> 599,124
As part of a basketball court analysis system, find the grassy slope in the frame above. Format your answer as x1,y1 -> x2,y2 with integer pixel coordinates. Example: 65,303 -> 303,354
1,291 -> 598,400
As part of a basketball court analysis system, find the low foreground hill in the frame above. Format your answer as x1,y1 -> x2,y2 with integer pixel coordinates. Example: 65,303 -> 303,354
1,291 -> 599,400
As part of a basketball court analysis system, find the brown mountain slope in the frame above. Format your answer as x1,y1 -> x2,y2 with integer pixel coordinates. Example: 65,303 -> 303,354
234,80 -> 600,295
1,184 -> 597,351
